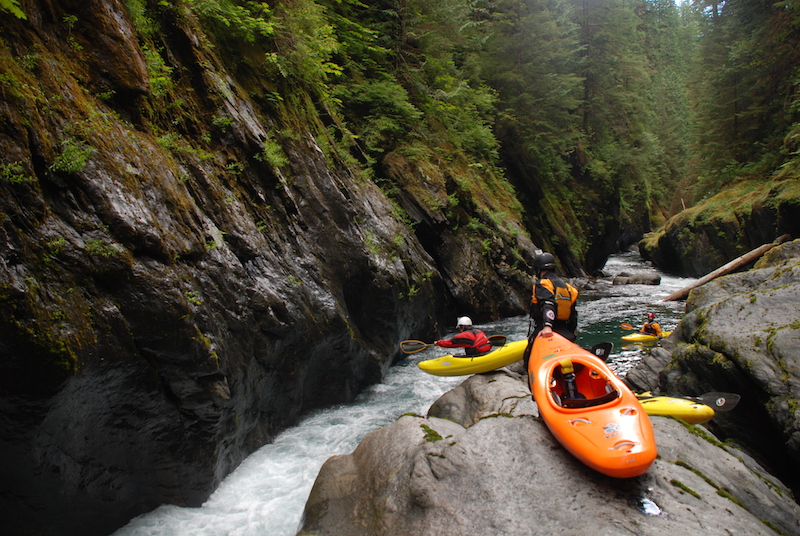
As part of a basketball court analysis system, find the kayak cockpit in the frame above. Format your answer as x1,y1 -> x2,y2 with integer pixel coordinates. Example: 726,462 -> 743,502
550,358 -> 620,409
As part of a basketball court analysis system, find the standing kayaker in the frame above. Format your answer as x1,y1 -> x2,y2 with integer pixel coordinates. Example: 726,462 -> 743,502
435,316 -> 492,356
641,313 -> 662,337
523,251 -> 579,369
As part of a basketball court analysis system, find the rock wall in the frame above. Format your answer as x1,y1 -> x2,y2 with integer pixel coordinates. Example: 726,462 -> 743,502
639,179 -> 800,277
0,2 -> 537,534
299,369 -> 800,536
625,239 -> 800,494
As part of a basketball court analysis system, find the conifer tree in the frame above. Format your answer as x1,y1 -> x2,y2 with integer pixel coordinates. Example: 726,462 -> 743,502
689,0 -> 800,198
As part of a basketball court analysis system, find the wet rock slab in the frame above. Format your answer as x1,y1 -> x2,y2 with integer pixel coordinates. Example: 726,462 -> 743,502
625,240 -> 800,492
298,370 -> 800,536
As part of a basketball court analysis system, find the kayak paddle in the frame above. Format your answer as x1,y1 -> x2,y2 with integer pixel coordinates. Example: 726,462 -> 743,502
400,334 -> 507,354
636,391 -> 741,412
692,392 -> 741,412
589,342 -> 614,362
620,322 -> 636,330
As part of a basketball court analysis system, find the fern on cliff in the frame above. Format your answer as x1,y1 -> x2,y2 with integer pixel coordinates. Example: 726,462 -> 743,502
0,0 -> 25,19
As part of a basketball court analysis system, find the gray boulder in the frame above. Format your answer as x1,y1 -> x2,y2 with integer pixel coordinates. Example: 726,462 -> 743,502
622,239 -> 800,495
623,346 -> 673,393
427,366 -> 537,426
298,370 -> 800,536
612,273 -> 662,285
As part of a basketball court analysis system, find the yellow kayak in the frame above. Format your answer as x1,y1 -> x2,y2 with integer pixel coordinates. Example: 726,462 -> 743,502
621,331 -> 672,343
636,394 -> 715,424
417,339 -> 527,376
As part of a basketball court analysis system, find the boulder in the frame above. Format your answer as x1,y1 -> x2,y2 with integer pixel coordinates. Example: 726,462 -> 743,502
624,239 -> 800,492
612,273 -> 662,285
298,369 -> 800,536
623,346 -> 673,393
427,367 -> 537,426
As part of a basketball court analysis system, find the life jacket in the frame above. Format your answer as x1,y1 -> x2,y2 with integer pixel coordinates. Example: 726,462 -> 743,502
642,322 -> 661,336
533,276 -> 578,322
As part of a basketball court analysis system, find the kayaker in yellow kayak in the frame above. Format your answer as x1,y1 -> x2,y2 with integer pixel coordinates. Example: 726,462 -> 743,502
641,313 -> 662,337
435,316 -> 492,356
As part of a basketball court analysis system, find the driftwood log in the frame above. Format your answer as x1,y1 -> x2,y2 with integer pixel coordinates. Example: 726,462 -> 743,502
663,234 -> 791,301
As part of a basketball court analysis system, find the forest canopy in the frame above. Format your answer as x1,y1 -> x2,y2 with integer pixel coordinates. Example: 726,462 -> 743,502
9,0 -> 798,265
181,0 -> 799,252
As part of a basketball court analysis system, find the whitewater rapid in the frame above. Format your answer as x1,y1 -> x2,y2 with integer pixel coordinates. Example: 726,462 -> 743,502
115,252 -> 693,535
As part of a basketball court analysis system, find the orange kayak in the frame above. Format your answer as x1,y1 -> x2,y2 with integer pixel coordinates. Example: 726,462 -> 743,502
528,333 -> 657,478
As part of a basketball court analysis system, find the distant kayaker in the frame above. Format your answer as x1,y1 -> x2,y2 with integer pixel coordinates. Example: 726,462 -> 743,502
435,316 -> 492,356
523,251 -> 579,369
641,313 -> 662,337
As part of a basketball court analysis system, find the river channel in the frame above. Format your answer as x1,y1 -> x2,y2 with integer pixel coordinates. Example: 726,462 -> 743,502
115,251 -> 695,536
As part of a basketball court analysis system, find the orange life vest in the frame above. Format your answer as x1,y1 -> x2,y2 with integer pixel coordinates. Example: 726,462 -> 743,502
533,277 -> 578,321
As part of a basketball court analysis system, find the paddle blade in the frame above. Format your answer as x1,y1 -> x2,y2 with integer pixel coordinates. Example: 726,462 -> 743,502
590,342 -> 614,361
488,334 -> 507,347
621,322 -> 636,331
695,392 -> 741,412
400,340 -> 432,354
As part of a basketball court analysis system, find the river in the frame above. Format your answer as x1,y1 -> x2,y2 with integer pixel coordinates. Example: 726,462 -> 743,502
114,251 -> 694,536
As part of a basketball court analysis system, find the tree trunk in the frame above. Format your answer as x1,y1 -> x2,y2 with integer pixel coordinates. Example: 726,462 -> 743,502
663,234 -> 791,301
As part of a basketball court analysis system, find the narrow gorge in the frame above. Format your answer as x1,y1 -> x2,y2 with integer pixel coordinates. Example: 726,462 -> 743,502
2,0 -> 799,534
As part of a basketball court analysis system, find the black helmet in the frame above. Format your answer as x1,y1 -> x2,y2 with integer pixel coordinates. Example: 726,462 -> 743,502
534,252 -> 556,272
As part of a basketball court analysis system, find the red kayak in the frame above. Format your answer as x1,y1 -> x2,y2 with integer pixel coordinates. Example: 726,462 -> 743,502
528,333 -> 657,478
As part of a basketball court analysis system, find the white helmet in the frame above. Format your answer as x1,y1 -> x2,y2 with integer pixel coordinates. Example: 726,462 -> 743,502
456,316 -> 473,328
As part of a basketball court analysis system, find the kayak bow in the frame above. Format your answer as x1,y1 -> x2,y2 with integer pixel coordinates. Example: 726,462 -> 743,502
636,394 -> 715,424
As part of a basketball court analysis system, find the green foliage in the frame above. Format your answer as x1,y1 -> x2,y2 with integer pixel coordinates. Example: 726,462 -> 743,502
50,138 -> 96,173
44,236 -> 67,264
185,291 -> 203,305
688,0 -> 800,200
212,113 -> 233,130
255,137 -> 289,168
482,0 -> 583,159
0,0 -> 25,19
424,64 -> 500,159
142,44 -> 174,98
85,239 -> 118,258
124,0 -> 158,37
0,161 -> 34,183
333,79 -> 422,155
273,0 -> 341,84
189,0 -> 275,43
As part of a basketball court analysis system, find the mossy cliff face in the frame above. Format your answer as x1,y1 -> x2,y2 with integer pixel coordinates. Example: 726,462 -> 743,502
0,2 -> 537,534
639,179 -> 800,276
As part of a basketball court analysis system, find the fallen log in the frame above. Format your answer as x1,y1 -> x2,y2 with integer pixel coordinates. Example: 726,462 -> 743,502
663,234 -> 791,302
